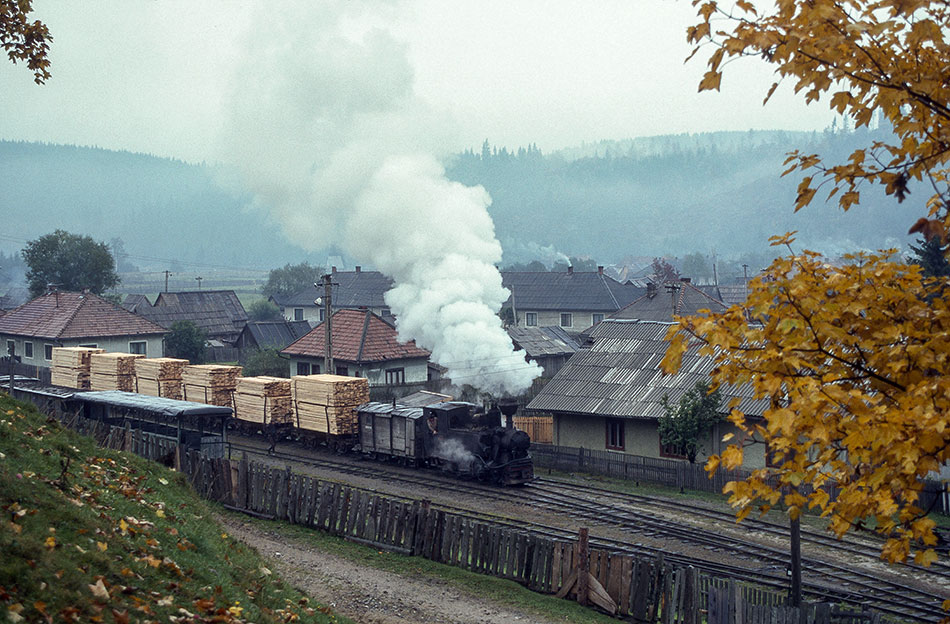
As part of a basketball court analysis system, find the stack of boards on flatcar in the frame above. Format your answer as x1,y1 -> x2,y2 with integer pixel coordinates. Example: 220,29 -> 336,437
89,352 -> 145,392
50,347 -> 104,389
181,364 -> 242,407
135,357 -> 188,400
234,376 -> 292,425
291,374 -> 369,435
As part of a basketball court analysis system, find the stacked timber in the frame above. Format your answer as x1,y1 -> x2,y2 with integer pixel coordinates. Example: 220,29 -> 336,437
135,357 -> 188,400
181,364 -> 242,407
234,376 -> 292,425
291,374 -> 369,435
89,352 -> 144,392
50,347 -> 104,389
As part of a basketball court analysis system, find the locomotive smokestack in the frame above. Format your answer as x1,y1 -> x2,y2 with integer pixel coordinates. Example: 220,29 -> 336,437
498,399 -> 518,429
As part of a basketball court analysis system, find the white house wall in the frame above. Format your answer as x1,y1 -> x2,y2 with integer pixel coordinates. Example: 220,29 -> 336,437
2,334 -> 165,369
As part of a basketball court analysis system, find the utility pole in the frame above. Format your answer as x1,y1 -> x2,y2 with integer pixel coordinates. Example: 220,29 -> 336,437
790,512 -> 802,606
742,264 -> 749,281
195,276 -> 202,291
320,274 -> 336,374
164,270 -> 172,293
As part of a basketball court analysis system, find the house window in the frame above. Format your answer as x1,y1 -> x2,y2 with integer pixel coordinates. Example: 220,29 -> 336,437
560,313 -> 573,328
525,312 -> 538,327
129,341 -> 147,355
606,418 -> 625,451
659,439 -> 688,460
294,308 -> 304,321
79,344 -> 98,348
319,308 -> 326,322
6,340 -> 14,356
592,313 -> 604,325
296,362 -> 310,376
385,367 -> 405,385
24,342 -> 33,359
336,365 -> 349,376
44,344 -> 53,360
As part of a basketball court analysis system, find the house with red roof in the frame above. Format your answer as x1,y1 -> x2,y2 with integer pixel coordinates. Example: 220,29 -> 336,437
0,291 -> 167,367
281,308 -> 431,388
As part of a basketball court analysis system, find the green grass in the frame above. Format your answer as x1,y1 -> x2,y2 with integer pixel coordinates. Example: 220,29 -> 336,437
0,393 -> 349,624
217,507 -> 621,624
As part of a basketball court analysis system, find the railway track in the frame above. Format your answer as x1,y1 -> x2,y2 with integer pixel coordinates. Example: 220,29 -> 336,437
226,436 -> 950,621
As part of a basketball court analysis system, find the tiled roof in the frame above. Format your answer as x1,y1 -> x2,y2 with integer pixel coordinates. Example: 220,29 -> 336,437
282,308 -> 430,363
526,319 -> 766,420
0,291 -> 167,340
273,270 -> 394,309
138,290 -> 248,339
610,281 -> 728,322
501,270 -> 644,312
508,326 -> 581,358
243,320 -> 312,350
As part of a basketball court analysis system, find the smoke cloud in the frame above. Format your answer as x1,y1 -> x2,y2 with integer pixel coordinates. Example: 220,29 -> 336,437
217,1 -> 540,394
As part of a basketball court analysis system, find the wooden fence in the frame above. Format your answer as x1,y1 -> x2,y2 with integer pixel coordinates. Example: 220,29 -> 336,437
530,444 -> 950,515
0,359 -> 51,385
59,413 -> 891,624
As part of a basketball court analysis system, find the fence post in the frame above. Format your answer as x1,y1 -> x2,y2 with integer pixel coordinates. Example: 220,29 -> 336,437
577,527 -> 589,607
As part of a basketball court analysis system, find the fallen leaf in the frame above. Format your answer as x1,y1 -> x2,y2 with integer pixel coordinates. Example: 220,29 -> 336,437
88,579 -> 110,601
96,542 -> 107,552
158,478 -> 168,485
44,536 -> 56,549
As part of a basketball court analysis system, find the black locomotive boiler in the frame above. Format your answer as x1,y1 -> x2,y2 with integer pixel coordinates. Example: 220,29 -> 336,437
357,400 -> 533,485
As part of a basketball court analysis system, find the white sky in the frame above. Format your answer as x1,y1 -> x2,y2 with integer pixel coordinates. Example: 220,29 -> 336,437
0,1 -> 832,163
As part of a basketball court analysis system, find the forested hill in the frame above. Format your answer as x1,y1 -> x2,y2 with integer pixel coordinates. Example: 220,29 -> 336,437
0,141 -> 305,269
448,129 -> 921,263
0,131 -> 922,269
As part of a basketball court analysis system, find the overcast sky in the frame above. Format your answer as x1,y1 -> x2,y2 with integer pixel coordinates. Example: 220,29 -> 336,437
0,1 -> 833,163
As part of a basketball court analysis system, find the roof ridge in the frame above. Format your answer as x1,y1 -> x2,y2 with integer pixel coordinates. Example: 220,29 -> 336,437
356,309 -> 371,363
600,273 -> 620,309
57,292 -> 90,339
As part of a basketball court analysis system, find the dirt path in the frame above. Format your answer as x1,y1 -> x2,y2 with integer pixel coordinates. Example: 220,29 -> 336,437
219,515 -> 563,624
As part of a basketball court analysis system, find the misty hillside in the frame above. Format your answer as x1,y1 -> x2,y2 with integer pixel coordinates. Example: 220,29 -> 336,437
449,128 -> 922,263
0,131 -> 922,271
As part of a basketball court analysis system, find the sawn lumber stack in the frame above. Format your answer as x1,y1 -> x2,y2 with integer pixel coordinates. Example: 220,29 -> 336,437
50,347 -> 104,389
234,376 -> 292,425
182,364 -> 242,407
291,374 -> 369,435
135,357 -> 188,400
89,352 -> 145,392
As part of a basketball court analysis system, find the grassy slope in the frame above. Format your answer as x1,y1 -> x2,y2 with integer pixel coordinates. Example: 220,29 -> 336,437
0,393 -> 347,624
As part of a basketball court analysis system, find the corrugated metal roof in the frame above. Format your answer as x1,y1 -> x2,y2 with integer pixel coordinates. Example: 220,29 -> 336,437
136,290 -> 248,340
610,281 -> 728,322
526,319 -> 767,420
244,320 -> 312,350
274,270 -> 394,308
508,326 -> 581,357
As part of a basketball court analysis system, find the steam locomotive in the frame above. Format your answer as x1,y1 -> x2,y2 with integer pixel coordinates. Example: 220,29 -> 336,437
357,400 -> 534,486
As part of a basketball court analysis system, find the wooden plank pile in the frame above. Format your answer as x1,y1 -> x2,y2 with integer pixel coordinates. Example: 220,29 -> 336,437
291,374 -> 369,435
50,347 -> 104,389
182,364 -> 242,407
135,357 -> 188,400
234,376 -> 292,425
89,352 -> 145,392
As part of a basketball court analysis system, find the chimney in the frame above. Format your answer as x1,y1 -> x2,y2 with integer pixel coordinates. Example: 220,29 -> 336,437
355,266 -> 361,273
567,266 -> 573,275
682,277 -> 691,283
597,265 -> 603,276
647,282 -> 657,299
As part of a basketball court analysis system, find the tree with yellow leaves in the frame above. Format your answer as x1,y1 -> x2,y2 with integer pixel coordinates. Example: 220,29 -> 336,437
1,0 -> 51,84
662,0 -> 950,566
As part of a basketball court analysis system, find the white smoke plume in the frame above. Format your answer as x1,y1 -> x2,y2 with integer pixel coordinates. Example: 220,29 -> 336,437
217,1 -> 541,394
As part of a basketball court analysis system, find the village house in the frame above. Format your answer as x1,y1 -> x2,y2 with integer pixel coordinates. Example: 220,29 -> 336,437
500,267 -> 643,331
124,290 -> 249,345
281,308 -> 431,390
525,318 -> 769,468
609,278 -> 728,321
0,291 -> 167,366
507,325 -> 581,379
270,267 -> 394,323
235,319 -> 312,355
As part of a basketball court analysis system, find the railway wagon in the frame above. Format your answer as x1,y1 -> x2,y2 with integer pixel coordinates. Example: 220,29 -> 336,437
357,400 -> 534,485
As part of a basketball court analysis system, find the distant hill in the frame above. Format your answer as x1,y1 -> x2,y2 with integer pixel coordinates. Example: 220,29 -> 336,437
0,141 -> 314,270
0,132 -> 923,274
